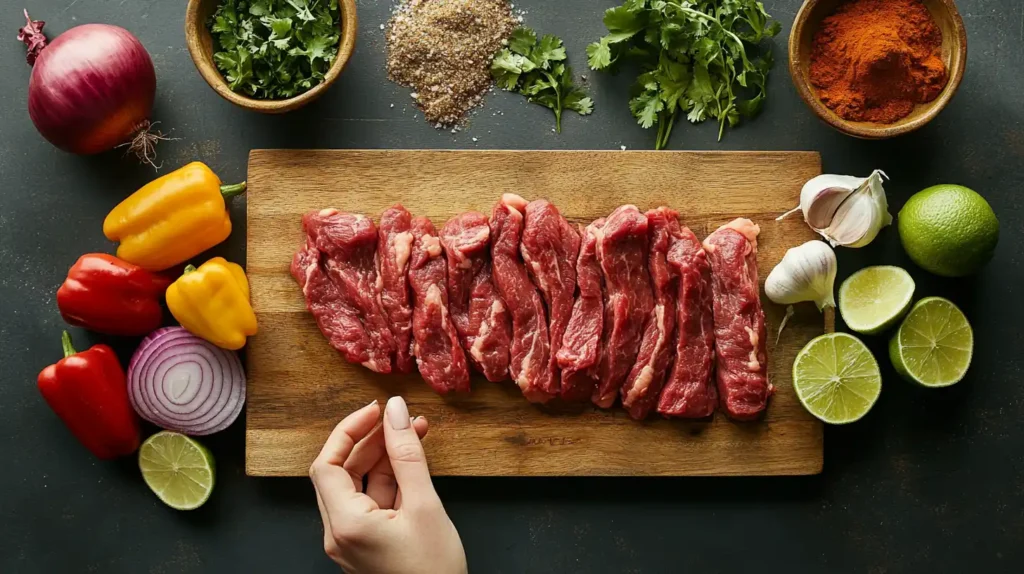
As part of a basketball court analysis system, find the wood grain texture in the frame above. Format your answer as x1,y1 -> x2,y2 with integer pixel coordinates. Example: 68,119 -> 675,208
246,150 -> 826,477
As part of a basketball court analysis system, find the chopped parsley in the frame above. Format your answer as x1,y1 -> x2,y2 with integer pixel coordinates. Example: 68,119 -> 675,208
208,0 -> 341,100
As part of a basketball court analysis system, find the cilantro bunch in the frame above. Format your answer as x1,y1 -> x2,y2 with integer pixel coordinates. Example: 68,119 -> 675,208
209,0 -> 340,100
492,29 -> 593,133
587,0 -> 780,149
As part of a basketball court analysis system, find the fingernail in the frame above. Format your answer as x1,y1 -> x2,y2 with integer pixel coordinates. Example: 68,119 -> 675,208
386,396 -> 410,430
367,399 -> 378,408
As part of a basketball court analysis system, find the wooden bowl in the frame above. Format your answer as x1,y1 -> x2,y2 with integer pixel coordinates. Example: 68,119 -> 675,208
185,0 -> 357,113
788,0 -> 967,139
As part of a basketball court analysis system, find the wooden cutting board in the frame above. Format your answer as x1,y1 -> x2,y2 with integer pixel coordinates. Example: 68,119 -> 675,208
246,150 -> 827,477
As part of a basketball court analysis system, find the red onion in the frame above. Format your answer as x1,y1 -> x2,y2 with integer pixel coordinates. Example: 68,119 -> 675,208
128,327 -> 245,436
17,10 -> 166,166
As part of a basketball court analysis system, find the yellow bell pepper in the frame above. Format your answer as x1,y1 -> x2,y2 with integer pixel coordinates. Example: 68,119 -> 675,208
103,162 -> 246,272
166,257 -> 257,351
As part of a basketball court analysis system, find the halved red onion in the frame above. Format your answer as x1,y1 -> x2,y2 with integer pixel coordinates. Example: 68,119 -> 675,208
128,327 -> 245,436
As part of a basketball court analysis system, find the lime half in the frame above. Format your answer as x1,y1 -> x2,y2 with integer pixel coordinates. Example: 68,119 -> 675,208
793,333 -> 882,424
889,297 -> 973,387
839,266 -> 915,335
139,431 -> 215,510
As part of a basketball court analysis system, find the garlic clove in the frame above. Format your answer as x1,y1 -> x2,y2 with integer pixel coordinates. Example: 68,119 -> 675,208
796,174 -> 866,227
799,170 -> 890,248
805,186 -> 854,229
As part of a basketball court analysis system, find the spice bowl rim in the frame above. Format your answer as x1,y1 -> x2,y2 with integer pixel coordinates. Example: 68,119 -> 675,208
788,0 -> 967,140
184,0 -> 358,114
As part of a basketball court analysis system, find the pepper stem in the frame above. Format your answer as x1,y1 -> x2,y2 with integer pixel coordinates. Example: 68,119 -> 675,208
17,9 -> 48,66
221,182 -> 247,198
61,331 -> 76,358
183,264 -> 198,274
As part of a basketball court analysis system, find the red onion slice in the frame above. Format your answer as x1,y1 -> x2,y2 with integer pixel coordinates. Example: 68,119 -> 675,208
128,327 -> 245,436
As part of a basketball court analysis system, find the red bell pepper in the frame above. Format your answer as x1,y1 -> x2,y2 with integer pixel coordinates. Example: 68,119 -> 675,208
57,253 -> 174,336
37,332 -> 141,459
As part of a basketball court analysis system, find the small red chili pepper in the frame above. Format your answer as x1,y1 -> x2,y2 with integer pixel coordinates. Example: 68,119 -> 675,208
56,253 -> 174,336
37,331 -> 141,459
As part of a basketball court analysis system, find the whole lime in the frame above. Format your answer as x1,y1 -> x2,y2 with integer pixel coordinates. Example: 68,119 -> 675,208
898,185 -> 999,277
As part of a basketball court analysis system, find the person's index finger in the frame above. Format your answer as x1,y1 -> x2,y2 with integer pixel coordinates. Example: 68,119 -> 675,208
346,416 -> 429,480
383,397 -> 440,511
310,400 -> 381,497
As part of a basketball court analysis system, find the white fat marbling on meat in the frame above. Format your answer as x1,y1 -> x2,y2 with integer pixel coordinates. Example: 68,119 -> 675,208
425,284 -> 442,308
626,367 -> 654,404
318,208 -> 339,217
745,326 -> 761,371
422,235 -> 442,258
394,231 -> 413,272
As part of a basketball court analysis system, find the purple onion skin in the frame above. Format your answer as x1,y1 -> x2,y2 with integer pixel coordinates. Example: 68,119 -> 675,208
28,24 -> 155,155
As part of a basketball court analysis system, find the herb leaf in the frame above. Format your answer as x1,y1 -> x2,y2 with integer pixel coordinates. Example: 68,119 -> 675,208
589,0 -> 779,149
491,28 -> 593,133
208,0 -> 341,100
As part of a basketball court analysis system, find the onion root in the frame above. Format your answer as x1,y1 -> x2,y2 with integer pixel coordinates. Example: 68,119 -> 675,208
116,121 -> 175,170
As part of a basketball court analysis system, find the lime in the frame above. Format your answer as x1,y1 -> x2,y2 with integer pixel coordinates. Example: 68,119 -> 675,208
838,266 -> 915,335
793,333 -> 882,424
898,185 -> 999,277
889,297 -> 973,387
139,431 -> 215,510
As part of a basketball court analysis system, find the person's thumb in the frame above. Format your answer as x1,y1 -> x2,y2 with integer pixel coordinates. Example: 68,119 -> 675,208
383,396 -> 440,511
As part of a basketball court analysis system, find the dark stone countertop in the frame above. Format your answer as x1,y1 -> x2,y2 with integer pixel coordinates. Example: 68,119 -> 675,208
1,0 -> 1021,572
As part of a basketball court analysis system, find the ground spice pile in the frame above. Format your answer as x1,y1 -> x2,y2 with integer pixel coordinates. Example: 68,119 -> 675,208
386,0 -> 517,126
809,0 -> 948,123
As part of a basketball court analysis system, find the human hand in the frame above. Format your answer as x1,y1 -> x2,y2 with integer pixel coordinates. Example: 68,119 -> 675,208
310,396 -> 467,574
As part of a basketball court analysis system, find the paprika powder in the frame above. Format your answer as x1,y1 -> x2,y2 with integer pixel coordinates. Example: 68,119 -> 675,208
808,0 -> 948,124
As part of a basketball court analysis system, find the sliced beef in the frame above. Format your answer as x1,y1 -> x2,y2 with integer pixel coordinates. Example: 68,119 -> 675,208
621,208 -> 680,420
408,217 -> 471,394
657,226 -> 717,419
521,200 -> 581,395
377,206 -> 416,373
556,220 -> 605,402
490,194 -> 554,402
704,218 -> 771,421
440,212 -> 511,382
295,210 -> 394,373
292,237 -> 375,366
593,206 -> 654,409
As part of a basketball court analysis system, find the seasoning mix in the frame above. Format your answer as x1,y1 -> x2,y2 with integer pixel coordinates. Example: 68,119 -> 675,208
386,0 -> 518,126
809,0 -> 948,124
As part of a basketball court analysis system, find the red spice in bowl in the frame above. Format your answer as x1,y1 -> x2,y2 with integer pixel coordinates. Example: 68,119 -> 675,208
809,0 -> 948,124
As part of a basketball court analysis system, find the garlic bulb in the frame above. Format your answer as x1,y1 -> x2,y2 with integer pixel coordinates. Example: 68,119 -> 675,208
779,170 -> 891,248
765,240 -> 837,311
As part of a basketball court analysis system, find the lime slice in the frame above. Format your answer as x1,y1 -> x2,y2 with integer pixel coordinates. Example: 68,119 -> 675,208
793,333 -> 882,424
889,297 -> 973,387
838,266 -> 915,335
139,431 -> 215,510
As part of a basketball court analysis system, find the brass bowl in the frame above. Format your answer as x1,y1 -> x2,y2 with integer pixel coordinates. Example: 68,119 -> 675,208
788,0 -> 967,139
185,0 -> 357,114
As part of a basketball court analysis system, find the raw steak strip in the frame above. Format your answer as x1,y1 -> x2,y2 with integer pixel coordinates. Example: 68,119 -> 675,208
490,194 -> 554,402
440,212 -> 511,382
521,200 -> 581,395
408,217 -> 471,394
377,205 -> 416,373
556,220 -> 605,402
621,208 -> 680,420
291,238 -> 374,366
704,218 -> 771,420
657,226 -> 717,419
298,210 -> 395,373
593,206 -> 655,409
